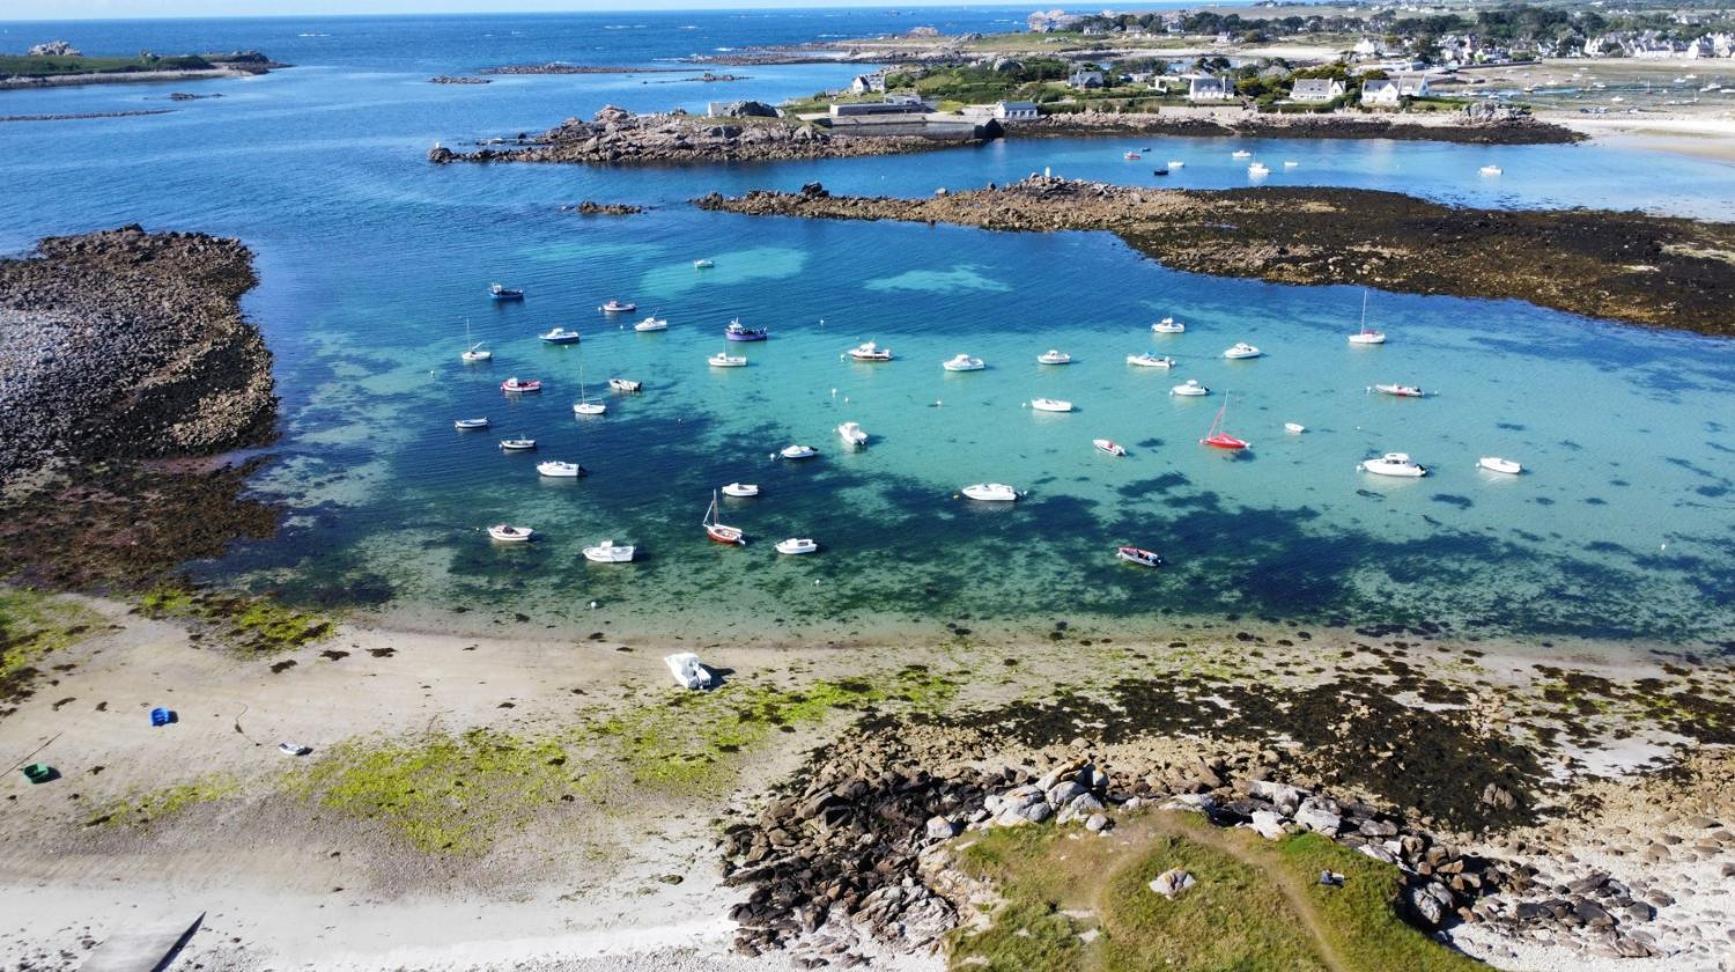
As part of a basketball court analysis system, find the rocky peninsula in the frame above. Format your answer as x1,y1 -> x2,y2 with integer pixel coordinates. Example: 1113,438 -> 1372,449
429,105 -> 992,167
697,178 -> 1735,337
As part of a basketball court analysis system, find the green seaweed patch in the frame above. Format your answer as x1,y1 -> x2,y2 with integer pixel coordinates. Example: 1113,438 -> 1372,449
286,728 -> 570,854
88,774 -> 241,828
137,583 -> 333,654
1,588 -> 100,714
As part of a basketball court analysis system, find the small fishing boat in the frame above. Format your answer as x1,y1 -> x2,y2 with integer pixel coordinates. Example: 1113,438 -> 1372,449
583,539 -> 636,563
501,377 -> 542,394
848,341 -> 893,362
1348,289 -> 1386,345
1152,317 -> 1186,334
693,258 -> 715,269
499,437 -> 536,451
1037,349 -> 1072,365
1200,395 -> 1249,450
1372,383 -> 1425,398
1283,160 -> 1299,169
1285,422 -> 1306,434
726,319 -> 770,342
608,377 -> 642,392
1124,150 -> 1142,160
634,316 -> 669,332
573,400 -> 607,415
775,537 -> 819,555
837,422 -> 868,448
540,327 -> 581,344
961,483 -> 1020,502
942,353 -> 985,372
453,417 -> 490,430
708,352 -> 747,368
489,283 -> 524,301
1030,398 -> 1073,413
721,482 -> 760,498
1126,352 -> 1175,368
1358,452 -> 1428,477
1248,162 -> 1271,176
1152,168 -> 1169,176
1116,546 -> 1163,568
779,444 -> 818,460
1478,456 -> 1523,475
666,652 -> 712,690
599,299 -> 637,313
487,524 -> 534,542
1232,150 -> 1252,159
1223,342 -> 1262,360
537,460 -> 585,478
460,318 -> 491,362
703,490 -> 746,545
1479,165 -> 1503,176
1094,438 -> 1127,456
1167,160 -> 1185,168
1170,379 -> 1209,397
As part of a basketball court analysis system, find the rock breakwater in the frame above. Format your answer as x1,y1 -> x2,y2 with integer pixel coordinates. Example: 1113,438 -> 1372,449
697,177 -> 1735,336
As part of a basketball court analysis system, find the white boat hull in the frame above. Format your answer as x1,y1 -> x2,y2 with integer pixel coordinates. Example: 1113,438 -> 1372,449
1478,457 -> 1523,475
721,483 -> 759,498
775,539 -> 818,555
961,484 -> 1019,502
1031,399 -> 1073,413
583,541 -> 636,563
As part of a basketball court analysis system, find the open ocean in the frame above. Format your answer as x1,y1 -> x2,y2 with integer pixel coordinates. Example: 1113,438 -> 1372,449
3,8 -> 1733,647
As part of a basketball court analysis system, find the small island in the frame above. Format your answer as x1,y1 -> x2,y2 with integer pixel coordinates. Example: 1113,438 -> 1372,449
0,40 -> 284,90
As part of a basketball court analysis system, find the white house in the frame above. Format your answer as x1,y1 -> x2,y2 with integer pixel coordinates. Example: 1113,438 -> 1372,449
1067,70 -> 1104,90
1187,77 -> 1235,102
1290,78 -> 1346,103
849,74 -> 886,95
1352,37 -> 1381,58
961,100 -> 1040,122
1361,74 -> 1431,107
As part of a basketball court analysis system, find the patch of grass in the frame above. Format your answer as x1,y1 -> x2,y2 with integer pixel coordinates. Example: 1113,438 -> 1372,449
286,728 -> 570,854
0,53 -> 215,78
0,588 -> 99,710
91,775 -> 241,828
137,583 -> 333,653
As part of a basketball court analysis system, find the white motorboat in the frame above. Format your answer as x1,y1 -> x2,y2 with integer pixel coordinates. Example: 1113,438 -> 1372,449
1037,349 -> 1072,365
487,524 -> 534,542
961,483 -> 1020,502
453,417 -> 490,430
1348,289 -> 1386,345
634,316 -> 669,332
1232,150 -> 1252,159
943,353 -> 985,372
721,482 -> 760,498
537,460 -> 584,478
1167,160 -> 1185,169
1170,379 -> 1210,397
708,352 -> 748,368
1357,452 -> 1428,478
1371,383 -> 1425,398
1094,438 -> 1127,456
1480,165 -> 1503,176
1223,342 -> 1262,360
540,327 -> 581,344
1030,398 -> 1073,413
1116,546 -> 1163,569
277,741 -> 311,757
693,258 -> 715,269
1126,353 -> 1175,368
1248,162 -> 1271,176
1478,456 -> 1523,475
779,444 -> 818,460
848,341 -> 893,362
499,437 -> 536,451
775,537 -> 818,555
1151,317 -> 1186,334
1285,422 -> 1306,434
609,377 -> 642,392
583,539 -> 636,563
599,299 -> 637,313
665,652 -> 712,690
1283,160 -> 1299,168
573,400 -> 607,415
837,422 -> 868,448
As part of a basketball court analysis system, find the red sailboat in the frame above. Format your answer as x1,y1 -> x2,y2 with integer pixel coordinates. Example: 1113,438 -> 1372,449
703,489 -> 745,546
1200,394 -> 1250,451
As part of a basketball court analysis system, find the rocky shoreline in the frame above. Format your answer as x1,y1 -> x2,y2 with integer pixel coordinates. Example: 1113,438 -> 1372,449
1023,105 -> 1583,146
696,178 -> 1735,337
429,105 -> 987,167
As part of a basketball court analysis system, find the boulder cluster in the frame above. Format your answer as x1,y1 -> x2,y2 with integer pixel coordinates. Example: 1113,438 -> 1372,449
0,226 -> 276,485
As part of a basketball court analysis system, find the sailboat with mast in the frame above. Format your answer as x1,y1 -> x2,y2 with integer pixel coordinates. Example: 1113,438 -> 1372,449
1200,394 -> 1250,450
703,489 -> 745,545
572,353 -> 606,415
1348,290 -> 1386,346
460,318 -> 492,363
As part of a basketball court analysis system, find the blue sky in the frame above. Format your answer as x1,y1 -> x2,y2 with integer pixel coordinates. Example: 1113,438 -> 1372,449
9,0 -> 1021,21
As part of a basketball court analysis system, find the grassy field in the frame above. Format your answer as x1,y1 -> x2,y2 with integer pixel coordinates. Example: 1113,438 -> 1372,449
948,810 -> 1482,972
0,53 -> 216,79
0,588 -> 100,711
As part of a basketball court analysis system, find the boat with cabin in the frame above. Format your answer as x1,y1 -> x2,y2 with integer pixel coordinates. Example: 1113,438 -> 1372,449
488,283 -> 524,301
1116,546 -> 1163,568
487,524 -> 533,542
537,460 -> 584,478
837,422 -> 868,448
708,352 -> 747,368
848,341 -> 893,362
775,537 -> 819,555
693,258 -> 714,269
779,444 -> 818,460
943,354 -> 985,372
1031,398 -> 1073,413
1223,342 -> 1262,360
599,299 -> 637,314
634,316 -> 669,332
1478,456 -> 1522,475
1358,452 -> 1428,477
1372,383 -> 1425,398
721,482 -> 760,498
726,320 -> 769,342
499,437 -> 536,451
1037,349 -> 1072,365
540,327 -> 581,344
961,483 -> 1020,502
1094,438 -> 1127,456
583,540 -> 636,563
1127,353 -> 1175,368
501,377 -> 542,394
609,377 -> 642,393
1170,379 -> 1209,397
1152,317 -> 1186,334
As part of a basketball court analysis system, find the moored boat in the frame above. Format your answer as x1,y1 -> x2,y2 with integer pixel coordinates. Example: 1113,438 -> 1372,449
961,483 -> 1020,502
775,537 -> 818,555
501,377 -> 542,394
488,283 -> 524,301
1480,164 -> 1503,176
1348,290 -> 1386,345
1170,379 -> 1209,397
703,489 -> 746,545
1232,150 -> 1252,159
1358,452 -> 1428,477
721,482 -> 760,498
572,400 -> 607,415
1200,395 -> 1249,450
1094,438 -> 1127,456
539,327 -> 581,344
599,299 -> 637,313
666,652 -> 712,689
609,377 -> 642,392
708,352 -> 748,368
634,316 -> 669,332
1116,546 -> 1163,568
1248,162 -> 1271,176
693,258 -> 714,269
1478,456 -> 1523,475
1124,150 -> 1142,160
499,437 -> 536,451
725,319 -> 769,342
837,422 -> 868,448
537,460 -> 584,478
583,539 -> 636,563
943,353 -> 985,372
1152,317 -> 1186,334
848,341 -> 893,362
1372,383 -> 1425,398
1127,352 -> 1175,368
487,524 -> 533,542
1223,342 -> 1262,360
1030,398 -> 1073,413
779,444 -> 818,460
454,417 -> 490,430
1285,422 -> 1306,434
462,342 -> 493,363
1036,349 -> 1072,365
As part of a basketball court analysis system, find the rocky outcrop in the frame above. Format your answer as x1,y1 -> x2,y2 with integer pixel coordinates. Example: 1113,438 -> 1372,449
559,200 -> 643,216
430,105 -> 983,167
1021,106 -> 1581,145
696,176 -> 1735,337
428,75 -> 490,85
0,226 -> 277,485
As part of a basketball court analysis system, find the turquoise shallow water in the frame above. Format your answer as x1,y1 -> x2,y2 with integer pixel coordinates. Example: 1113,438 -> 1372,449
3,11 -> 1733,646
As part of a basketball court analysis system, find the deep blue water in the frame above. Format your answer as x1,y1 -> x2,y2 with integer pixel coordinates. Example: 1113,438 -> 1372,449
3,10 -> 1733,646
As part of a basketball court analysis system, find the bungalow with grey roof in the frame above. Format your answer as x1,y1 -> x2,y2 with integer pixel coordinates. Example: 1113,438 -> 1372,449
1290,78 -> 1346,103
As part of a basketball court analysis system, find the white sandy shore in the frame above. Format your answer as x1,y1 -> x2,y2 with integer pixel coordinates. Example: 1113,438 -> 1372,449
1544,112 -> 1735,164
